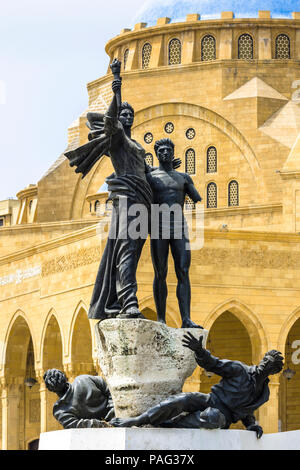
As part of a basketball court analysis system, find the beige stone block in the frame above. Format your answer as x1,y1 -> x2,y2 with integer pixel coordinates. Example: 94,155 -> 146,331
134,23 -> 147,30
120,28 -> 131,34
292,12 -> 300,19
221,11 -> 234,19
186,14 -> 200,22
258,11 -> 271,18
156,17 -> 170,26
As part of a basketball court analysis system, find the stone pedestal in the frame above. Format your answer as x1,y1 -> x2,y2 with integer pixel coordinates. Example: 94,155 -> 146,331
39,428 -> 300,450
95,319 -> 208,417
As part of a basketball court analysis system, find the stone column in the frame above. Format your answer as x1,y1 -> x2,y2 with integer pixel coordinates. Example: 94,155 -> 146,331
36,371 -> 47,433
219,29 -> 232,60
149,35 -> 164,68
182,30 -> 196,65
259,377 -> 280,433
296,29 -> 300,60
1,379 -> 23,450
63,362 -> 96,382
258,28 -> 272,60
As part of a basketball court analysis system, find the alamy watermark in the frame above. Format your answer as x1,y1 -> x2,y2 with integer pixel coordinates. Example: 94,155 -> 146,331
96,197 -> 204,251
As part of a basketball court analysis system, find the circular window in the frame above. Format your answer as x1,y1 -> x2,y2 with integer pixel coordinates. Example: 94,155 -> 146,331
186,128 -> 196,140
144,132 -> 153,144
164,122 -> 174,134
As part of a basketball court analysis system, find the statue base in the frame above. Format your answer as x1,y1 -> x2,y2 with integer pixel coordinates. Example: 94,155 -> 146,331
95,318 -> 208,417
38,428 -> 300,450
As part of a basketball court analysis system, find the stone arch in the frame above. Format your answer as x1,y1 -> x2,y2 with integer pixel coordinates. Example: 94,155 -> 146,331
70,102 -> 266,220
133,102 -> 264,192
2,313 -> 40,450
204,299 -> 268,363
40,310 -> 63,372
277,306 -> 300,354
3,312 -> 34,379
68,301 -> 95,376
200,308 -> 255,429
278,309 -> 300,432
139,296 -> 181,328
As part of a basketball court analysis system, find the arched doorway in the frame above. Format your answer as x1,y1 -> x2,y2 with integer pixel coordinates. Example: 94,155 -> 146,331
200,310 -> 253,429
3,315 -> 39,450
41,314 -> 63,432
69,307 -> 95,379
27,438 -> 39,450
279,318 -> 300,431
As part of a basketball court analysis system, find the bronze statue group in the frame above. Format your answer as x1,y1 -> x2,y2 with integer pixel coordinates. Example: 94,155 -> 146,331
44,60 -> 284,439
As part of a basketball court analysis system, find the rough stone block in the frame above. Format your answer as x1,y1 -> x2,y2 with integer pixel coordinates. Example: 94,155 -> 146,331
95,319 -> 208,417
221,11 -> 234,19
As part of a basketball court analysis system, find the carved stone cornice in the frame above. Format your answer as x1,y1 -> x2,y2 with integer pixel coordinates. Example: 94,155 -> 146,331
104,18 -> 300,57
191,246 -> 300,270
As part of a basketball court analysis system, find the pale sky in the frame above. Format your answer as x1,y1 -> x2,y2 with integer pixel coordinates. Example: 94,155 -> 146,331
0,0 -> 143,200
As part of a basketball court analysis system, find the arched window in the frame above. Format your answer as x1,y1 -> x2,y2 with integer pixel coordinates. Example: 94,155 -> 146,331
124,49 -> 129,70
168,38 -> 181,65
94,200 -> 100,213
228,180 -> 239,207
201,35 -> 216,61
185,148 -> 196,175
142,43 -> 152,69
276,34 -> 290,59
207,146 -> 217,173
185,196 -> 195,211
207,182 -> 217,208
145,153 -> 153,166
238,34 -> 253,60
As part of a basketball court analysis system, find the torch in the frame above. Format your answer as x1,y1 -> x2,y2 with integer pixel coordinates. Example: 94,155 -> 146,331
110,58 -> 122,111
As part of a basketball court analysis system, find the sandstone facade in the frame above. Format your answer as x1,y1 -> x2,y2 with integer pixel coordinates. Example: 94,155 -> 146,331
0,12 -> 300,449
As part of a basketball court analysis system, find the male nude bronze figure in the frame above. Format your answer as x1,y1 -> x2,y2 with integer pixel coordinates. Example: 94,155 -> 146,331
146,138 -> 202,328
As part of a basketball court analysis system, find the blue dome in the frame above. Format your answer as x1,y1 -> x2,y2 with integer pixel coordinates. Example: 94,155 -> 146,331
133,0 -> 299,26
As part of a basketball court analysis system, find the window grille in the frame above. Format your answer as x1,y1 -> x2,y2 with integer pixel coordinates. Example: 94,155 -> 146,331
185,196 -> 195,210
94,200 -> 100,213
142,43 -> 152,69
201,35 -> 216,61
0,219 -> 3,227
145,153 -> 153,166
144,132 -> 153,144
228,180 -> 239,206
207,146 -> 217,173
238,34 -> 253,59
186,128 -> 196,140
185,148 -> 196,175
276,34 -> 290,59
169,38 -> 181,65
207,183 -> 217,208
164,122 -> 174,134
124,49 -> 129,70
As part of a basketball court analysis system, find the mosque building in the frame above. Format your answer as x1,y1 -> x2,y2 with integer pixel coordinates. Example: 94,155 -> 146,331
1,0 -> 300,449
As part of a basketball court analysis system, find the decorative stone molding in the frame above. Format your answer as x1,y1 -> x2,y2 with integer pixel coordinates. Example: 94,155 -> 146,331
192,247 -> 300,270
42,246 -> 101,277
